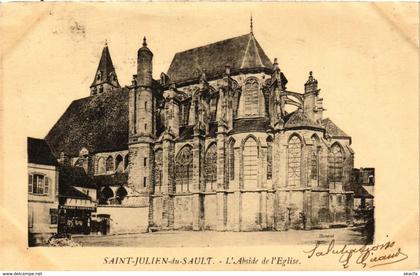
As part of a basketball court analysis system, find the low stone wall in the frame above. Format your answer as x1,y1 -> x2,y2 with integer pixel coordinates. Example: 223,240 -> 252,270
96,206 -> 149,234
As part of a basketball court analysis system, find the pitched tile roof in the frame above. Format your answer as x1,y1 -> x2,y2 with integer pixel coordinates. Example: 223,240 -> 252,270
27,137 -> 58,166
58,164 -> 97,190
352,183 -> 374,199
321,118 -> 350,138
45,88 -> 129,157
167,33 -> 273,84
231,117 -> 271,134
283,110 -> 323,130
60,185 -> 92,200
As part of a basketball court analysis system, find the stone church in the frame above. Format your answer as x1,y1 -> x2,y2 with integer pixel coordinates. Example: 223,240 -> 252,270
46,26 -> 356,232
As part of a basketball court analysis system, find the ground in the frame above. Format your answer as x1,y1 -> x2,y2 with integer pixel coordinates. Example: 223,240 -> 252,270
72,225 -> 370,247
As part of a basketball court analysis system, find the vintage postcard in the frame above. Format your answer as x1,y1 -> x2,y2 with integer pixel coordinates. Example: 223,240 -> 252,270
0,2 -> 419,271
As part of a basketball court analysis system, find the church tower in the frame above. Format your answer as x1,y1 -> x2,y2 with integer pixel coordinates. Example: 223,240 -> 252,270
90,42 -> 120,96
303,71 -> 324,122
128,37 -> 155,198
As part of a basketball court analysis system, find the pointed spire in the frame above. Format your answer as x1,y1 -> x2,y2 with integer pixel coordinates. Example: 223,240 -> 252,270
90,42 -> 120,92
250,14 -> 254,34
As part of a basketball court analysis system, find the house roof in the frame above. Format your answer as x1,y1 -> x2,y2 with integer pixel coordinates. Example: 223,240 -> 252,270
353,183 -> 374,199
60,185 -> 92,200
45,88 -> 129,157
321,118 -> 350,138
27,137 -> 58,166
283,110 -> 324,130
167,33 -> 273,84
58,164 -> 97,191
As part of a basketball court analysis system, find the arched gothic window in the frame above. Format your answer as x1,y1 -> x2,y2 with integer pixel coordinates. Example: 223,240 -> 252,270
97,157 -> 106,175
154,149 -> 163,193
288,135 -> 302,186
243,137 -> 258,189
115,155 -> 123,172
266,137 -> 273,180
228,139 -> 235,181
310,135 -> 320,181
204,143 -> 217,191
175,145 -> 193,192
106,156 -> 114,172
243,78 -> 259,116
328,143 -> 344,184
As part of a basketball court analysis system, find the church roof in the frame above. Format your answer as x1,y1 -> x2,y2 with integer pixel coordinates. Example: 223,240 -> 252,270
45,88 -> 129,157
283,110 -> 323,130
321,118 -> 350,138
231,117 -> 271,134
93,172 -> 128,188
167,33 -> 273,84
27,137 -> 58,166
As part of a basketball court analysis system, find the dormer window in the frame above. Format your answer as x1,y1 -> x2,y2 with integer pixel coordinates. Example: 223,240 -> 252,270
96,71 -> 102,81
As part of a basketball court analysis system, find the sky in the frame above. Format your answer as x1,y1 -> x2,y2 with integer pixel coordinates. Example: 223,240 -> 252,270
2,2 -> 419,170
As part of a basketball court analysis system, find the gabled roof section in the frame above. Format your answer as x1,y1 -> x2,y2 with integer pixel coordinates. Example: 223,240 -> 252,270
59,185 -> 92,200
321,118 -> 350,138
58,164 -> 97,190
167,33 -> 273,84
284,110 -> 323,130
352,182 -> 374,199
91,44 -> 120,88
27,137 -> 58,166
45,88 -> 129,157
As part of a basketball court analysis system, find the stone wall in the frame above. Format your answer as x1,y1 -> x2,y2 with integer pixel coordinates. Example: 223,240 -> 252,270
173,195 -> 193,230
96,206 -> 149,234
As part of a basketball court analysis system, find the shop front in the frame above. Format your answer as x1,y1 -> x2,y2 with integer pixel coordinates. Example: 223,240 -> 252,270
58,205 -> 96,235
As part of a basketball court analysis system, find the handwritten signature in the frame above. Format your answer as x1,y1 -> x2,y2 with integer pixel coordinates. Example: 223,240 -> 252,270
304,239 -> 408,268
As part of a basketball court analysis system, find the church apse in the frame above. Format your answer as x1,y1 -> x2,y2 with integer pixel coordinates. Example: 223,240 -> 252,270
45,26 -> 366,234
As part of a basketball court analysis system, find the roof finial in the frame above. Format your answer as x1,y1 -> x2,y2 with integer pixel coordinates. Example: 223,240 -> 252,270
104,39 -> 108,47
250,14 -> 253,34
143,36 -> 147,47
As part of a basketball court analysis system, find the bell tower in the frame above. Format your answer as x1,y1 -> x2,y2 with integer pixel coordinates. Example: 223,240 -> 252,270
90,41 -> 120,96
128,37 -> 155,196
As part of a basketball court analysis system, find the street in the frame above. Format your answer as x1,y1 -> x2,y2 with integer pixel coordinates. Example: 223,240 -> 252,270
72,225 -> 370,247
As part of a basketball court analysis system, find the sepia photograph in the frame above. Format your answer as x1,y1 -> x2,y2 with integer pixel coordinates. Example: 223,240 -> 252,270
1,2 -> 418,271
